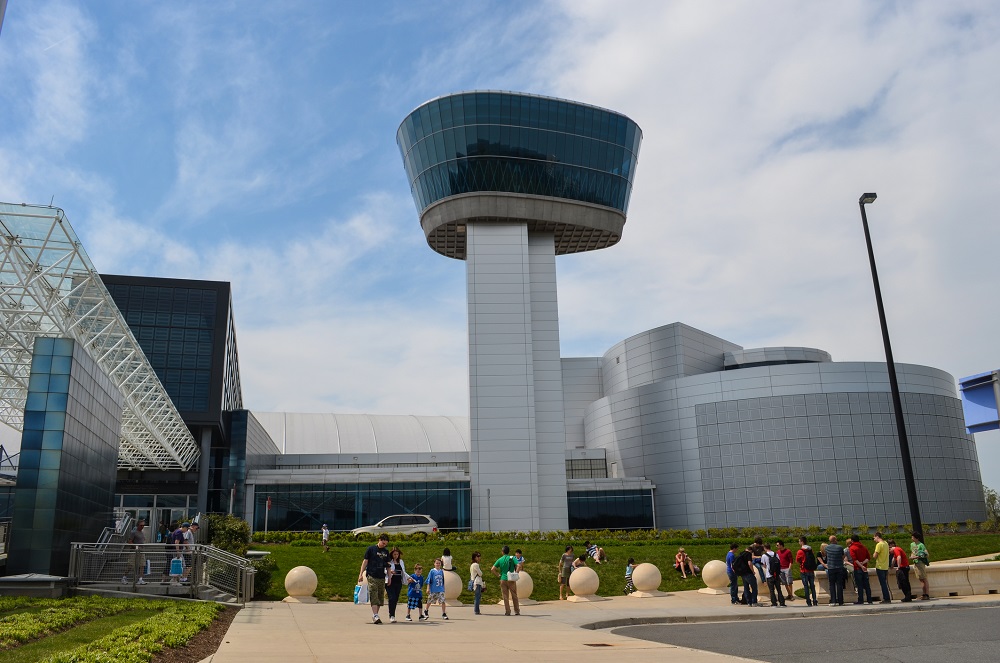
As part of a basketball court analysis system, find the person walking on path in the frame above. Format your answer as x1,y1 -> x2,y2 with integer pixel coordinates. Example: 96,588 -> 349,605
774,540 -> 795,601
848,534 -> 873,604
128,519 -> 149,585
358,533 -> 391,624
890,539 -> 913,602
321,524 -> 330,553
726,543 -> 740,605
558,546 -> 575,600
910,533 -> 931,600
492,545 -> 520,616
824,535 -> 848,606
762,543 -> 786,607
385,547 -> 407,623
796,537 -> 818,607
872,531 -> 892,603
424,558 -> 448,620
470,552 -> 485,615
406,564 -> 425,621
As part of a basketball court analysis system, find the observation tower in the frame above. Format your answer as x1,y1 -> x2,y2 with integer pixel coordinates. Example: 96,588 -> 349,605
397,91 -> 642,530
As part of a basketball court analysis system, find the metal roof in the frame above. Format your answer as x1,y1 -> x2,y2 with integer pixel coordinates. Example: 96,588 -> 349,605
0,203 -> 200,470
252,412 -> 470,455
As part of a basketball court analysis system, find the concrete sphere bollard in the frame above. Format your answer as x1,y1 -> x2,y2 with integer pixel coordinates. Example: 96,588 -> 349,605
702,559 -> 729,590
569,566 -> 600,596
443,570 -> 462,601
515,570 -> 533,599
283,566 -> 318,603
631,563 -> 662,592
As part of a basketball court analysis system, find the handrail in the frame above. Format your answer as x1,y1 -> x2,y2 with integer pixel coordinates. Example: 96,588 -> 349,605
68,542 -> 256,606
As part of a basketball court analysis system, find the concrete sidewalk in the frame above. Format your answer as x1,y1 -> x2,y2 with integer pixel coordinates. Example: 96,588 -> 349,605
200,587 -> 1000,663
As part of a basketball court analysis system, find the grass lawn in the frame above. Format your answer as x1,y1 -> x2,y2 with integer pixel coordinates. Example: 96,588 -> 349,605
254,533 -> 1000,602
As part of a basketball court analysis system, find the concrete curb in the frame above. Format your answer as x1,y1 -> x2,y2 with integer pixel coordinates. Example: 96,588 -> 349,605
581,597 -> 1000,630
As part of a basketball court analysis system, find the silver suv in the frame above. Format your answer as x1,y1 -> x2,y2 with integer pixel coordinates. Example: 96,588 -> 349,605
351,514 -> 439,537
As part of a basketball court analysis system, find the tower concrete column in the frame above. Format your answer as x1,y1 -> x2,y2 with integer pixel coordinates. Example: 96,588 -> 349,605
466,224 -> 569,531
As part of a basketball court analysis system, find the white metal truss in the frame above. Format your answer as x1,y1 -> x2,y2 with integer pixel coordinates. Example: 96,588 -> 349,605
0,202 -> 200,470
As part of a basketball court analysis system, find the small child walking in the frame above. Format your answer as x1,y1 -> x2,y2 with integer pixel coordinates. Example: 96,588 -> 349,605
424,558 -> 448,620
625,557 -> 636,595
406,564 -> 424,621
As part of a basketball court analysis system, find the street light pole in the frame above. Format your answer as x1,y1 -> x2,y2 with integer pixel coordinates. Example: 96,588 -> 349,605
858,192 -> 923,537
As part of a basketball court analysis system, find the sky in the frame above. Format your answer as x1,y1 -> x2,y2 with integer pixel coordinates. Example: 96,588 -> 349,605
1,1 -> 1000,487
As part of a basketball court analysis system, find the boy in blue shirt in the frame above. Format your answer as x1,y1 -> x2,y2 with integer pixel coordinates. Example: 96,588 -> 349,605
625,557 -> 636,595
424,558 -> 448,620
406,563 -> 424,621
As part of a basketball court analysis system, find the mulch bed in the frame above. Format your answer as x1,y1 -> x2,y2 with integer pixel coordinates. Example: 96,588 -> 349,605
152,605 -> 241,663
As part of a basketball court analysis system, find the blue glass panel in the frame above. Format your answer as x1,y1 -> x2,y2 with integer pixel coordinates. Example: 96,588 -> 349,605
50,355 -> 72,375
38,450 -> 61,470
28,373 -> 50,392
53,338 -> 74,356
23,411 -> 45,430
20,448 -> 40,468
43,411 -> 66,431
48,374 -> 70,393
25,392 -> 48,410
38,470 -> 59,490
31,354 -> 52,372
41,430 -> 64,450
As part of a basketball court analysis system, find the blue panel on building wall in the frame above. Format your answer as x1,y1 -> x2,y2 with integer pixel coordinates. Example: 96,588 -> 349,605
959,370 -> 999,433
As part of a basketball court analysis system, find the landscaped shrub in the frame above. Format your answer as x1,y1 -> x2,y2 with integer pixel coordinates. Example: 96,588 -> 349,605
251,555 -> 278,597
205,514 -> 252,555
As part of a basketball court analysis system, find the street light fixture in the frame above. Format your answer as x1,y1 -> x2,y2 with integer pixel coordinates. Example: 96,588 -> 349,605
858,192 -> 923,537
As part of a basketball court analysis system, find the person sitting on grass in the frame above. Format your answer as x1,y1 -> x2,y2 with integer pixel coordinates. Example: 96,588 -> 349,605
674,547 -> 700,578
584,540 -> 606,564
573,553 -> 589,571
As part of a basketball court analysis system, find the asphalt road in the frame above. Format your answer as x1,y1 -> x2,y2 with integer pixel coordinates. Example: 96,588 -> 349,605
612,605 -> 1000,662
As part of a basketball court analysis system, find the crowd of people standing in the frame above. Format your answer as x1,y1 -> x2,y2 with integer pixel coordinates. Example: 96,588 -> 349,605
726,532 -> 931,607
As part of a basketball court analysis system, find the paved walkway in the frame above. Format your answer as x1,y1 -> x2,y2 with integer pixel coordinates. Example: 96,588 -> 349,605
200,580 -> 1000,662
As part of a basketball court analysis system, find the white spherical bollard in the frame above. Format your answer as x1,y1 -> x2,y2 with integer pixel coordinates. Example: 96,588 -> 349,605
567,566 -> 607,601
515,570 -> 533,600
443,570 -> 462,602
698,559 -> 730,596
632,563 -> 662,592
702,560 -> 729,590
282,565 -> 318,603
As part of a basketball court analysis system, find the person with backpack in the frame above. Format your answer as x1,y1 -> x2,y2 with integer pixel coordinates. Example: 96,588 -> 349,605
762,543 -> 786,607
733,544 -> 760,607
910,533 -> 930,600
796,536 -> 818,607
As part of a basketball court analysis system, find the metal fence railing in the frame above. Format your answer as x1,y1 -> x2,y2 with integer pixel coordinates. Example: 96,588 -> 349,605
68,542 -> 256,606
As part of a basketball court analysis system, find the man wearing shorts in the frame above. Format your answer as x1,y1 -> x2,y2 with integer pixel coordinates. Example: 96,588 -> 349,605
774,540 -> 795,601
558,545 -> 574,600
358,533 -> 391,623
910,532 -> 930,600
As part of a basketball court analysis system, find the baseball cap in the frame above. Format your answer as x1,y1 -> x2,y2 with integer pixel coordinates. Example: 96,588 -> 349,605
181,521 -> 190,527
